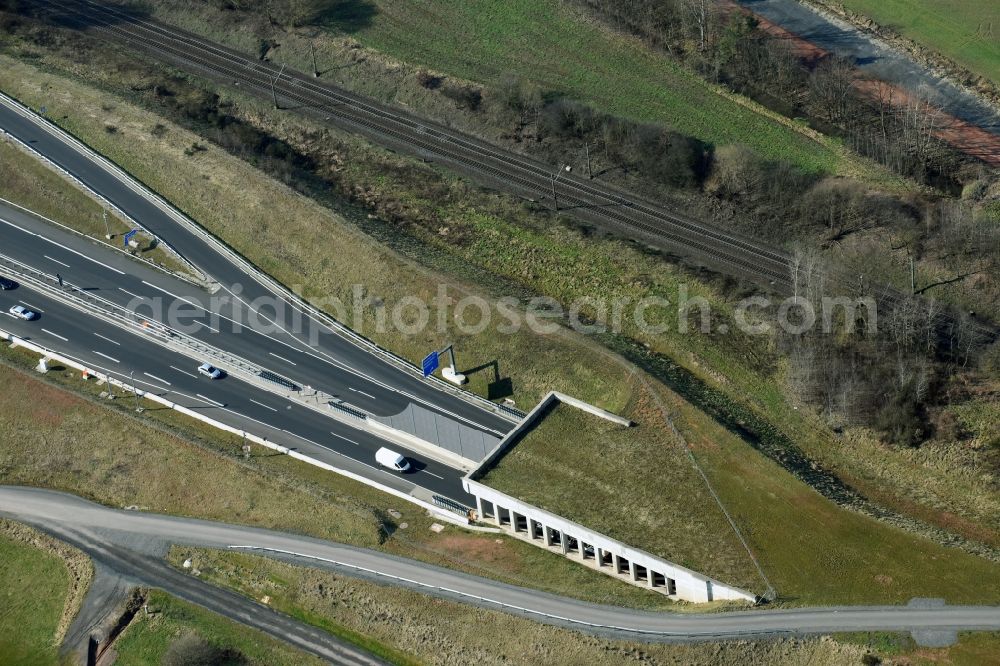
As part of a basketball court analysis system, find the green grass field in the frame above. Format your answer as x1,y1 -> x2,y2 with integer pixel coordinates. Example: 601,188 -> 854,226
351,1 -> 841,171
0,530 -> 72,664
835,0 -> 1000,85
138,0 -> 854,178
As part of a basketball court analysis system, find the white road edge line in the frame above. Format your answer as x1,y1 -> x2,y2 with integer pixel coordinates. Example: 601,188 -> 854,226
141,280 -> 197,306
195,393 -> 225,407
0,216 -> 126,275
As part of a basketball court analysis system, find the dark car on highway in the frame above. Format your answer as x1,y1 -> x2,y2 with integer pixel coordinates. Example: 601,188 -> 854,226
0,277 -> 17,290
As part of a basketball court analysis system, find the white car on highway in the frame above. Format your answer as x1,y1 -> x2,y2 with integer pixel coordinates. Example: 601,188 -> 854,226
375,447 -> 411,473
197,362 -> 223,379
8,305 -> 38,321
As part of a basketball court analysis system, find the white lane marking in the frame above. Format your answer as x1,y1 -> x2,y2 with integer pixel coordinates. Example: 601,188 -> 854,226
193,320 -> 219,333
196,393 -> 225,407
141,280 -> 198,305
421,469 -> 444,480
0,216 -> 125,275
249,398 -> 278,412
143,372 -> 171,386
93,332 -> 120,346
268,352 -> 297,366
93,350 -> 120,363
118,287 -> 142,299
330,432 -> 359,446
170,365 -> 198,379
44,254 -> 70,268
41,328 -> 68,342
349,387 -> 376,400
19,301 -> 43,312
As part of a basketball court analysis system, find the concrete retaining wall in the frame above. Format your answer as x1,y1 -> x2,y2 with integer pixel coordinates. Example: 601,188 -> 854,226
463,392 -> 756,604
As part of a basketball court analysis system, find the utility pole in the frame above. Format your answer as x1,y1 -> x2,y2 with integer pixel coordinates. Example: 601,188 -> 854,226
585,143 -> 592,179
310,42 -> 319,78
909,254 -> 916,295
270,63 -> 286,109
102,209 -> 112,240
130,370 -> 143,412
550,164 -> 571,211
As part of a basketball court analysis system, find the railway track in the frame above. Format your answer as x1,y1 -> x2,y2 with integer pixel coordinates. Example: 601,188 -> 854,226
32,0 -> 795,287
22,0 -> 999,342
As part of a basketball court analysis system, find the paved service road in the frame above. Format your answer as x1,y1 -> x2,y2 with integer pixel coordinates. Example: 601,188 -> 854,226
5,487 -> 1000,645
37,520 -> 387,665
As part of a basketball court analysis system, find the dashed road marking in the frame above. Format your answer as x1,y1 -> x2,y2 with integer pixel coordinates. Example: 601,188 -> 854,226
143,372 -> 171,386
41,328 -> 68,342
94,332 -> 120,345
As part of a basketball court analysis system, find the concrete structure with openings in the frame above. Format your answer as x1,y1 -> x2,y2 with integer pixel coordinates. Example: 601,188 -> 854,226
462,392 -> 757,604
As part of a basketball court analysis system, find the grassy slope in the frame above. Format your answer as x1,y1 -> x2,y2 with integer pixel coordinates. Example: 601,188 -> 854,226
654,381 -> 1000,606
114,590 -> 324,665
479,395 -> 758,587
835,0 -> 1000,85
0,532 -> 69,665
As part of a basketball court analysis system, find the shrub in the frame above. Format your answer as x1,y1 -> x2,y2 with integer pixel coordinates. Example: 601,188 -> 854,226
441,83 -> 483,111
162,633 -> 246,666
415,70 -> 443,90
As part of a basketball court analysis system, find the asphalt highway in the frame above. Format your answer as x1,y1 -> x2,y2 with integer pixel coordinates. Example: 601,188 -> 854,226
0,97 -> 514,438
0,282 -> 469,502
5,487 -> 1000,645
0,201 -> 506,441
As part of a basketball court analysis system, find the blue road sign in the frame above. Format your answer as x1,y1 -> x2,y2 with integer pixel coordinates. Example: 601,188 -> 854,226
421,351 -> 439,377
123,229 -> 139,248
